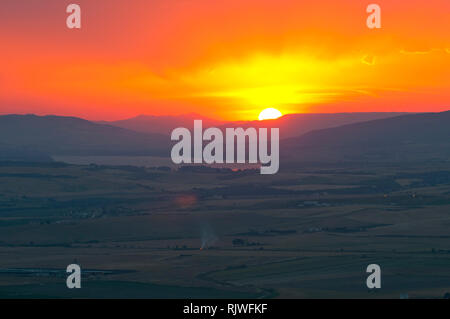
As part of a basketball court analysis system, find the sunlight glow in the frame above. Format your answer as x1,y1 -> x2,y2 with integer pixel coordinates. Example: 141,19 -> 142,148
258,108 -> 282,121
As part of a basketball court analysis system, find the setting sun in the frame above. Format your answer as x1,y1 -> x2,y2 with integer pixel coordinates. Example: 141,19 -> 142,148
258,108 -> 282,121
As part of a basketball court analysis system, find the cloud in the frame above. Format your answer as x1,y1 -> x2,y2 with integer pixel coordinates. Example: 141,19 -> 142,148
399,49 -> 439,55
361,55 -> 376,65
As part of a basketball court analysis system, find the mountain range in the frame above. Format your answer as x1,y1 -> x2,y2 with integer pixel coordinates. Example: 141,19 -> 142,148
103,112 -> 407,138
100,113 -> 225,135
0,111 -> 448,163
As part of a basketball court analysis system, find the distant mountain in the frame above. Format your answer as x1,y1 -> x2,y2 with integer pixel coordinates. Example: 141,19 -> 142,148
282,111 -> 450,162
0,115 -> 169,157
105,112 -> 406,139
223,112 -> 409,139
103,113 -> 225,135
1,111 -> 447,164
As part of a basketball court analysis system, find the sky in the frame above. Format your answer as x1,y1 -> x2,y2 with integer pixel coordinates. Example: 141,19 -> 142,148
0,0 -> 449,121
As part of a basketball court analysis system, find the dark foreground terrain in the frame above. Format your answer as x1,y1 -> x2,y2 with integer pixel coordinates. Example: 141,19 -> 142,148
0,160 -> 449,298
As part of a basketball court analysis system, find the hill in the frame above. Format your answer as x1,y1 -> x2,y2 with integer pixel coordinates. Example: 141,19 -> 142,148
0,114 -> 169,157
282,111 -> 450,163
223,112 -> 408,138
103,113 -> 224,135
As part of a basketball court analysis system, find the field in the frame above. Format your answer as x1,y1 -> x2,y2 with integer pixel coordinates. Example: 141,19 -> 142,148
0,160 -> 449,298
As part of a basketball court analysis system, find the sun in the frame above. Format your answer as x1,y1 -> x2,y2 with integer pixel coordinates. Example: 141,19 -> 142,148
258,108 -> 282,121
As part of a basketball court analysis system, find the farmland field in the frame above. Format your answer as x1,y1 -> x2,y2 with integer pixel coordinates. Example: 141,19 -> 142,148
0,160 -> 449,298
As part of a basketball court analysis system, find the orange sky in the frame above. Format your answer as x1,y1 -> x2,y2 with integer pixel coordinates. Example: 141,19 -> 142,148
0,0 -> 449,121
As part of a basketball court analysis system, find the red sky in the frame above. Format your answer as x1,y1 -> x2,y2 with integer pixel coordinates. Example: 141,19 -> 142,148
0,0 -> 449,120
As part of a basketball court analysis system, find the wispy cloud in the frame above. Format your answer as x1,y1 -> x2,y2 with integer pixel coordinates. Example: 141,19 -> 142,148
399,48 -> 441,55
361,55 -> 376,66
